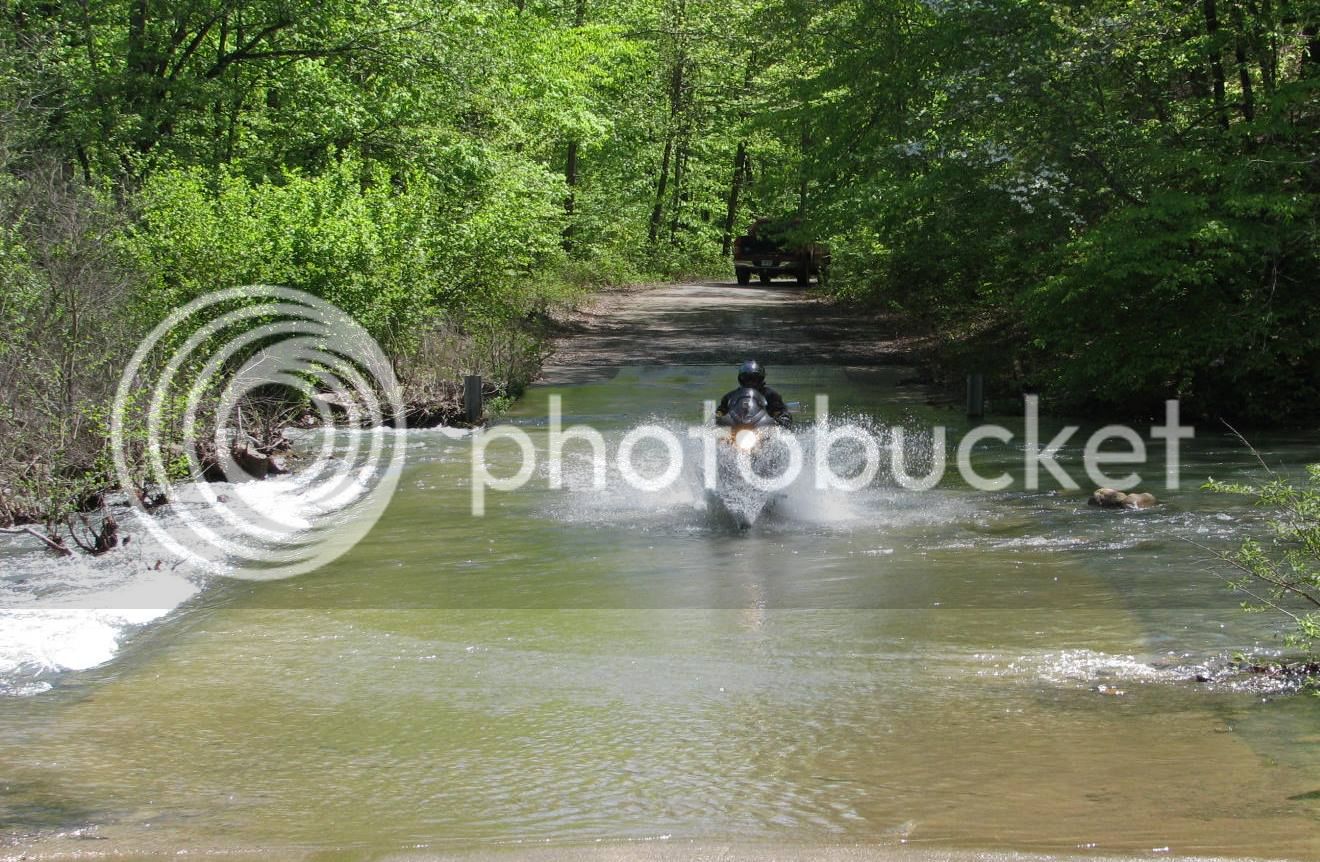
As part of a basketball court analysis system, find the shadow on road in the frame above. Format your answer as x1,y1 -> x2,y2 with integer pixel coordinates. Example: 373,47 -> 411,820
543,281 -> 921,384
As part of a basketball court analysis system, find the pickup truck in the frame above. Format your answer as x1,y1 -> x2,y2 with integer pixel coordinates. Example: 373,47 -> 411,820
732,219 -> 829,286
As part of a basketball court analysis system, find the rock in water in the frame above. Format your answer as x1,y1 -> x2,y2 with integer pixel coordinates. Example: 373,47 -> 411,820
1089,487 -> 1129,508
1088,488 -> 1157,509
1123,492 -> 1157,509
231,446 -> 270,480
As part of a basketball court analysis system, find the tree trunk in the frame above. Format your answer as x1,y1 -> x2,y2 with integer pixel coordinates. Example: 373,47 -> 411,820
563,139 -> 579,251
720,57 -> 756,256
1304,24 -> 1320,67
648,136 -> 673,244
125,0 -> 163,153
562,0 -> 587,251
1203,0 -> 1231,129
721,141 -> 749,256
1244,0 -> 1277,95
126,0 -> 150,77
797,125 -> 810,216
668,137 -> 687,241
1231,3 -> 1256,122
649,36 -> 685,245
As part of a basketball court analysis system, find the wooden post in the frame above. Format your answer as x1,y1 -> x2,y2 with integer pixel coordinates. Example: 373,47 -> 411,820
464,374 -> 483,424
966,373 -> 985,418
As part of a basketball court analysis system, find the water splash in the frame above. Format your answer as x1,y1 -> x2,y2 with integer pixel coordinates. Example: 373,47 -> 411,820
545,414 -> 957,532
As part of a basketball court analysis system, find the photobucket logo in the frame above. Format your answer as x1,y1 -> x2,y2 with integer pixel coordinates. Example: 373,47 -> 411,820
109,285 -> 406,578
469,395 -> 1194,514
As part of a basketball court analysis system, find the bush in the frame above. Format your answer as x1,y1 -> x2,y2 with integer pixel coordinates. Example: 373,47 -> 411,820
0,163 -> 140,525
1025,191 -> 1320,421
1206,464 -> 1320,690
124,150 -> 569,354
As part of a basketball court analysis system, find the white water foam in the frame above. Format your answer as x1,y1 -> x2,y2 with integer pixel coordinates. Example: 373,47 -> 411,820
0,565 -> 200,695
0,434 -> 389,696
975,648 -> 1186,687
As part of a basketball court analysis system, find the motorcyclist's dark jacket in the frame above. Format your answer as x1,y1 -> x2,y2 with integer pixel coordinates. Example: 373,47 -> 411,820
717,384 -> 790,425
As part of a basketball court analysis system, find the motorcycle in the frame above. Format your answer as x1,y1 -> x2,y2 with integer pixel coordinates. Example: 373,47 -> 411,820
711,388 -> 793,528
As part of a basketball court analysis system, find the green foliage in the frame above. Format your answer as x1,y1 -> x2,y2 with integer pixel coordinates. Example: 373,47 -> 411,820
1027,189 -> 1318,420
124,152 -> 567,351
775,0 -> 1320,421
1206,465 -> 1320,683
6,0 -> 798,309
2,0 -> 1317,529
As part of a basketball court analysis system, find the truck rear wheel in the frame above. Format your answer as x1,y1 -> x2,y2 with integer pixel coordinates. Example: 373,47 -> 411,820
735,267 -> 751,285
796,266 -> 810,286
759,272 -> 772,285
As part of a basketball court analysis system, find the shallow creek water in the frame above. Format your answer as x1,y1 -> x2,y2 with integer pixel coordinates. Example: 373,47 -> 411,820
2,298 -> 1319,859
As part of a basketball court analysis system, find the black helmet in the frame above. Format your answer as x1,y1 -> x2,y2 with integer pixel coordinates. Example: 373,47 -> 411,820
737,359 -> 765,387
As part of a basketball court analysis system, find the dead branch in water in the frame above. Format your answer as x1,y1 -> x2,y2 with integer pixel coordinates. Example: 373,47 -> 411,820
0,525 -> 73,557
66,509 -> 119,555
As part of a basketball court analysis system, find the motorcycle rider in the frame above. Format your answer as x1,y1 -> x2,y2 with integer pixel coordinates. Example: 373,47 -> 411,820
716,360 -> 791,427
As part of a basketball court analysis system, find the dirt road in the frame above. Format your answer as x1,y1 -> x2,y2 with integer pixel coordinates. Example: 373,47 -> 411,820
541,281 -> 923,384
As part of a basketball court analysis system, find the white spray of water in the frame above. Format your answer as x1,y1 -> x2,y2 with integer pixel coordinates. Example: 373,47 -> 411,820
545,414 -> 961,532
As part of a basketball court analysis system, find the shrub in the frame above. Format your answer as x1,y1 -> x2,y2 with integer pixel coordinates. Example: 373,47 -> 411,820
0,163 -> 140,525
1206,464 -> 1320,691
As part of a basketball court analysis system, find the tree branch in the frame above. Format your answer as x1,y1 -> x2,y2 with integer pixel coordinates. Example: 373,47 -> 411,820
0,526 -> 73,557
203,19 -> 294,79
166,11 -> 228,82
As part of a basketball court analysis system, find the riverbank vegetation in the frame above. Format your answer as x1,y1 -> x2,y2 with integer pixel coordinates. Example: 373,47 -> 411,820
0,0 -> 781,526
1207,464 -> 1320,690
1,0 -> 1317,531
785,0 -> 1319,424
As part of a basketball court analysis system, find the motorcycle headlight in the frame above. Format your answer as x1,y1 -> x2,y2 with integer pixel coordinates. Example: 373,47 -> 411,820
735,429 -> 759,451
